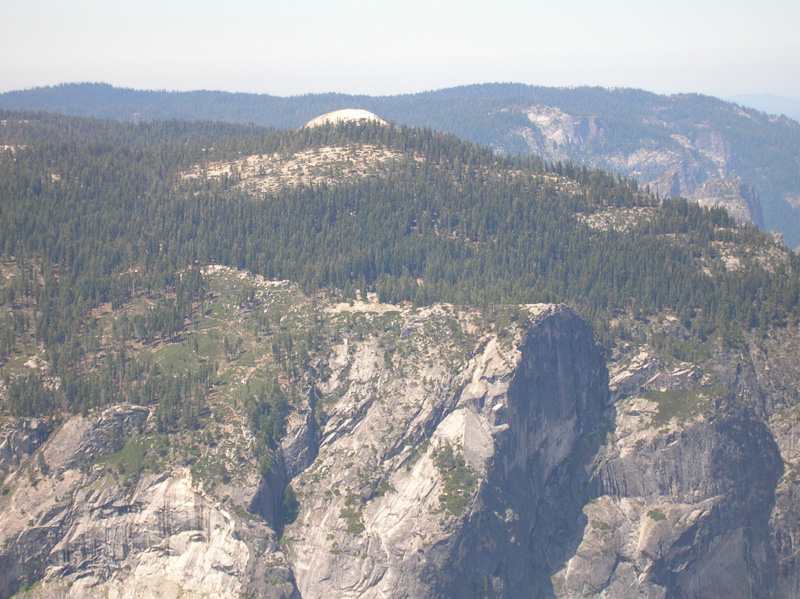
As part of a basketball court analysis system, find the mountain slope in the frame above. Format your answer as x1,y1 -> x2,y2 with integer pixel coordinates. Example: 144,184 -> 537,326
3,83 -> 800,246
1,112 -> 800,597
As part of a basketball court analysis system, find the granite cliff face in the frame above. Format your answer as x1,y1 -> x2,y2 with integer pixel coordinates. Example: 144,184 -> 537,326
0,407 -> 297,599
554,318 -> 799,599
1,279 -> 799,598
0,297 -> 611,598
283,304 -> 607,599
511,104 -> 767,228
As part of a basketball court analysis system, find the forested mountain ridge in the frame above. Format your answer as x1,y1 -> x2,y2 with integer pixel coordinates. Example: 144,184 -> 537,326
3,108 -> 796,344
1,110 -> 800,598
3,82 -> 800,247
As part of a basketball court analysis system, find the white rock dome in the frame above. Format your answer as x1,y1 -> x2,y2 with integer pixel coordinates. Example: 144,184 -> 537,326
302,109 -> 387,128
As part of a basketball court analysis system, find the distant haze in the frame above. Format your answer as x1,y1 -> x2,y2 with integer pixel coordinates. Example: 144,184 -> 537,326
1,0 -> 799,99
728,94 -> 800,122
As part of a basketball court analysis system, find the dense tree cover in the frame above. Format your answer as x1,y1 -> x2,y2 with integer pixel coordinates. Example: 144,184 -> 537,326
1,111 -> 799,423
3,83 -> 798,231
4,83 -> 798,185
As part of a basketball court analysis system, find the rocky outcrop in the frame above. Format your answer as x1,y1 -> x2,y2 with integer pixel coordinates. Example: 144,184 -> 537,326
567,412 -> 782,599
2,295 -> 800,598
517,104 -> 767,228
551,318 -> 800,599
302,109 -> 387,129
1,302 -> 611,599
0,418 -> 51,485
283,304 -> 609,598
686,179 -> 765,228
0,407 -> 297,599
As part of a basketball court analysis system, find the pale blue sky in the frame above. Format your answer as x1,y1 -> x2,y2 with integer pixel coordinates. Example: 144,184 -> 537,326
2,0 -> 799,98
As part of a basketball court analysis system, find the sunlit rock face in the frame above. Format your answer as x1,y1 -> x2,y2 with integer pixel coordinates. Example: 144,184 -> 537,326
2,290 -> 799,599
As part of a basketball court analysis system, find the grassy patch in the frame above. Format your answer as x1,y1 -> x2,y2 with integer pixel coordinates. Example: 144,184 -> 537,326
590,520 -> 613,531
648,331 -> 716,363
190,454 -> 231,486
0,485 -> 14,510
96,434 -> 166,477
643,389 -> 702,425
151,341 -> 202,374
434,443 -> 477,517
339,506 -> 365,534
13,577 -> 42,596
647,508 -> 667,522
643,383 -> 728,426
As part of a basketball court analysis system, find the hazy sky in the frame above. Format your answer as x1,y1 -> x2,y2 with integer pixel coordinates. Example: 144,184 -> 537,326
2,0 -> 799,98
